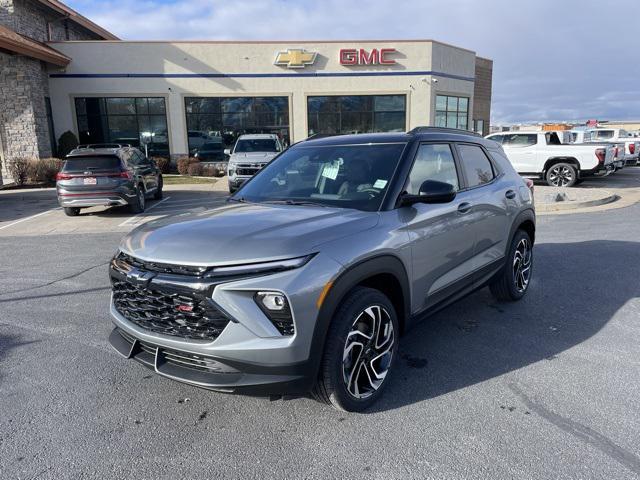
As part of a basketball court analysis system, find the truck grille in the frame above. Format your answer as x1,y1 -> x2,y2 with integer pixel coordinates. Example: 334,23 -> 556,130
112,280 -> 229,340
236,168 -> 259,176
116,252 -> 208,277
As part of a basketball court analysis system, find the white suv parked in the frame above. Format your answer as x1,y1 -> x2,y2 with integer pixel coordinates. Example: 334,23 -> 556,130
226,134 -> 284,193
486,131 -> 616,187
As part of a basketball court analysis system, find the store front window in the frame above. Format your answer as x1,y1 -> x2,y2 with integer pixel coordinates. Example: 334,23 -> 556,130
74,97 -> 169,156
307,95 -> 406,136
184,96 -> 289,157
435,95 -> 469,130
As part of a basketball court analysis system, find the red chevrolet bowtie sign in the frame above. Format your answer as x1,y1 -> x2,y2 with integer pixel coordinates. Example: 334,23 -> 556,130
339,48 -> 397,66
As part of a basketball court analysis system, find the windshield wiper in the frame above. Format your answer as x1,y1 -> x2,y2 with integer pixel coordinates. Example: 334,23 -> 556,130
261,199 -> 329,208
228,196 -> 248,203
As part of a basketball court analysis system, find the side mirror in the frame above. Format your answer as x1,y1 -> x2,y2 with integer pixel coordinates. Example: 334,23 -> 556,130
224,148 -> 231,155
400,180 -> 457,206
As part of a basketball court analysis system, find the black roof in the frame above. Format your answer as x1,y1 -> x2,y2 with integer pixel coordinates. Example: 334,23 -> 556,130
298,127 -> 492,148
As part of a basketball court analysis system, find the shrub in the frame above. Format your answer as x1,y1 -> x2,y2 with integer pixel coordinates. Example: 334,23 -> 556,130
7,157 -> 31,185
152,156 -> 171,174
177,156 -> 198,175
57,131 -> 78,157
187,162 -> 203,176
201,165 -> 220,177
27,157 -> 62,184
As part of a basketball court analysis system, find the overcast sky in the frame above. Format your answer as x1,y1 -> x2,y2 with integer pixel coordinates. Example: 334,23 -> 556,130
65,0 -> 640,125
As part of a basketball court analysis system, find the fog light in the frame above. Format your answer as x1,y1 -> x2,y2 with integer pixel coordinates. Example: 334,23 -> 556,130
228,168 -> 235,176
254,291 -> 294,336
256,292 -> 286,311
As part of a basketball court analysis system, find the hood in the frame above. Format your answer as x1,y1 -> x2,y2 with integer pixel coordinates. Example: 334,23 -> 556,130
120,203 -> 379,266
229,152 -> 277,163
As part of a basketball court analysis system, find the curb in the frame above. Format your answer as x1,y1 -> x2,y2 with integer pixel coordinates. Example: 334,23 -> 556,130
536,192 -> 619,213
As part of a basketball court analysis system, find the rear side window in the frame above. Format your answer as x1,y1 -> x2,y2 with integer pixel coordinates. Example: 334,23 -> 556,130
457,144 -> 495,188
407,144 -> 459,194
488,135 -> 505,144
62,156 -> 121,171
504,134 -> 537,146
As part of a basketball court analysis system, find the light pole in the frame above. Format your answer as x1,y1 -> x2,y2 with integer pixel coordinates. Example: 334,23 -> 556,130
140,131 -> 154,158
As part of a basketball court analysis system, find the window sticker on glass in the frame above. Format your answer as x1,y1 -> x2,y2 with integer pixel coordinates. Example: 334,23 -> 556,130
321,160 -> 341,180
373,179 -> 388,189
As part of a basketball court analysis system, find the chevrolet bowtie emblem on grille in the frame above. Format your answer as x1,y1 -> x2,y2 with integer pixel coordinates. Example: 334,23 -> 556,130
125,268 -> 155,286
274,48 -> 317,69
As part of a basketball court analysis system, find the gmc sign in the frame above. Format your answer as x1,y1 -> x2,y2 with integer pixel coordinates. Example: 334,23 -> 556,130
339,48 -> 397,66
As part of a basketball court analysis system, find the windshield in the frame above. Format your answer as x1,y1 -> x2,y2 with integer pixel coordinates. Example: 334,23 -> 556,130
234,139 -> 278,153
234,143 -> 406,212
62,156 -> 121,172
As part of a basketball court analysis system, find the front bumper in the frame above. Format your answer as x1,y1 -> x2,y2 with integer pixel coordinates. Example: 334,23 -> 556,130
108,327 -> 311,395
108,252 -> 342,395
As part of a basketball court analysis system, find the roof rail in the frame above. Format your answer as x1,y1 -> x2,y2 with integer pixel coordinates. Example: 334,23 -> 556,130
76,143 -> 131,149
408,127 -> 481,137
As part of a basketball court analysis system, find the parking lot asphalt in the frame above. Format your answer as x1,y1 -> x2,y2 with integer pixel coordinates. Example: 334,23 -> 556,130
1,174 -> 640,479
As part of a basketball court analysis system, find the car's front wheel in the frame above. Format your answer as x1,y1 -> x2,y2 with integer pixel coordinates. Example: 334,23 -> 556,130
313,287 -> 399,412
153,176 -> 163,200
130,185 -> 146,213
489,229 -> 533,301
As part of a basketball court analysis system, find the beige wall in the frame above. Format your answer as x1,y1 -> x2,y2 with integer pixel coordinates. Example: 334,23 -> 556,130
49,40 -> 481,156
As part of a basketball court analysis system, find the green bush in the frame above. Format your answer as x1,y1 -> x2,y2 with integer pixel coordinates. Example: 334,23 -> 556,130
187,162 -> 203,176
57,131 -> 79,157
7,157 -> 31,185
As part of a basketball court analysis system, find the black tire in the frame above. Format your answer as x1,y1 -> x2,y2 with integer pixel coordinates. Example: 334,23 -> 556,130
129,185 -> 146,213
545,162 -> 577,187
153,176 -> 163,200
489,229 -> 533,302
312,287 -> 399,412
63,207 -> 80,217
228,184 -> 236,194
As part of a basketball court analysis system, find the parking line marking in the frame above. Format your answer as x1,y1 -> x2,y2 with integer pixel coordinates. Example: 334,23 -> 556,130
118,196 -> 172,227
0,208 -> 60,231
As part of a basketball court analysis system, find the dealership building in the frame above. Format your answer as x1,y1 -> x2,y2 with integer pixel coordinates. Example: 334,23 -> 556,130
0,0 -> 493,180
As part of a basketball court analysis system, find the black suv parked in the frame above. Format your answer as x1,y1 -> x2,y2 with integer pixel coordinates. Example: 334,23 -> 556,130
56,145 -> 163,216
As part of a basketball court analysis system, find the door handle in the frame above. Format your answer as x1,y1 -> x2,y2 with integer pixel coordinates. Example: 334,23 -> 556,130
457,202 -> 472,214
505,190 -> 516,199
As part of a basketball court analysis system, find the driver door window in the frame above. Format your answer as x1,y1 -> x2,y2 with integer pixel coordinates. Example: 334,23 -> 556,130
406,144 -> 459,194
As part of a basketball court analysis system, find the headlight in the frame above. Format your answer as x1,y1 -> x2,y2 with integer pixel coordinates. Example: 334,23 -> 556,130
254,291 -> 294,336
204,254 -> 314,279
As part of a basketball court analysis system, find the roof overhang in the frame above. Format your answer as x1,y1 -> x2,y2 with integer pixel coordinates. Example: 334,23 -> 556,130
0,25 -> 71,66
36,0 -> 118,40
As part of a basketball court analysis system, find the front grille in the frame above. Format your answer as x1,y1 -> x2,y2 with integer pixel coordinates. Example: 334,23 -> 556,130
112,280 -> 229,340
117,252 -> 208,277
236,168 -> 259,176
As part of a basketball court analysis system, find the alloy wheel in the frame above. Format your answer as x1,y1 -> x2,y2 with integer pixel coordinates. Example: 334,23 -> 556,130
548,165 -> 574,187
342,305 -> 395,399
513,238 -> 532,293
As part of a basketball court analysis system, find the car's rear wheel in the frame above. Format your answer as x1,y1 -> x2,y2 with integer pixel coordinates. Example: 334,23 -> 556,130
546,163 -> 577,187
130,185 -> 146,213
489,229 -> 533,301
63,207 -> 80,217
313,287 -> 398,412
153,177 -> 163,200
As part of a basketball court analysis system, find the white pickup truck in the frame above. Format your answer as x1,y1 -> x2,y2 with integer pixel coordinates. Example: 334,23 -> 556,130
485,131 -> 616,187
583,128 -> 639,166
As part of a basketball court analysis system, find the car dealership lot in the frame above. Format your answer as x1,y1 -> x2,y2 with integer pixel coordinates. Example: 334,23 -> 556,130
1,176 -> 640,479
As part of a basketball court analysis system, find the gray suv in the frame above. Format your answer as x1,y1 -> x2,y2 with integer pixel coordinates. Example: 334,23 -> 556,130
56,145 -> 163,216
108,128 -> 535,412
